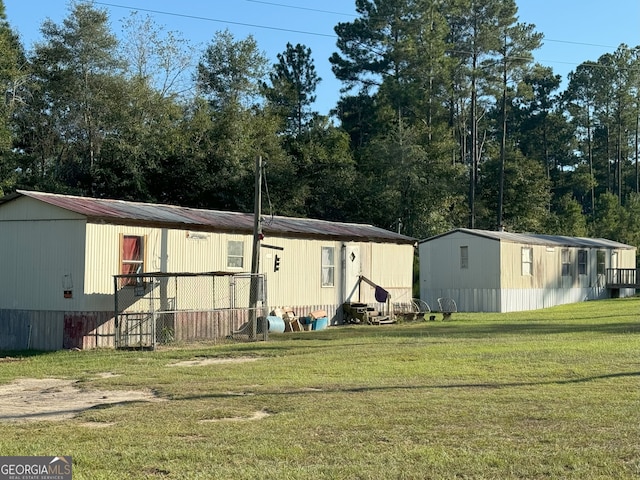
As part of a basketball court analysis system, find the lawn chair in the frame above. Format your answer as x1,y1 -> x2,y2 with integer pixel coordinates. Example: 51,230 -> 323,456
437,297 -> 457,321
271,307 -> 301,332
392,299 -> 431,321
282,307 -> 301,332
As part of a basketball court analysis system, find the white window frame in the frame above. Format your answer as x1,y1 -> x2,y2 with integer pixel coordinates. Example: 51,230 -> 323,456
561,249 -> 570,276
597,250 -> 605,275
227,240 -> 244,269
521,247 -> 533,276
577,249 -> 587,275
321,246 -> 335,287
120,234 -> 146,287
460,246 -> 469,269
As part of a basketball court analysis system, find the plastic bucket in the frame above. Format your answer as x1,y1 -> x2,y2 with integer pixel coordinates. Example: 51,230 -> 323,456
266,315 -> 285,333
312,317 -> 329,331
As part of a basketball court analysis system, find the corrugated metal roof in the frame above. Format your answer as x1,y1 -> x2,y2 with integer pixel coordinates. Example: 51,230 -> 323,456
420,228 -> 635,250
4,190 -> 416,244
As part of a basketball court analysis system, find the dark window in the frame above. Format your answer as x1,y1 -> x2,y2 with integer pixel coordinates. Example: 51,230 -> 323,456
460,246 -> 469,269
561,249 -> 570,276
577,250 -> 587,275
597,250 -> 605,275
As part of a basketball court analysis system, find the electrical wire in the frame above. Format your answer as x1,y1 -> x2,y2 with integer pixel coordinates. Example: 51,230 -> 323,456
262,161 -> 275,226
94,1 -> 336,38
244,0 -> 355,18
95,1 -> 628,51
93,2 -> 637,76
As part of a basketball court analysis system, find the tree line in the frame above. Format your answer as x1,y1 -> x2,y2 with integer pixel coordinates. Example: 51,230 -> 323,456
0,0 -> 639,247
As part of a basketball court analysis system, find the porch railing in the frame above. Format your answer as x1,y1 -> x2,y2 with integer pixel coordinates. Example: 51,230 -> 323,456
605,268 -> 640,288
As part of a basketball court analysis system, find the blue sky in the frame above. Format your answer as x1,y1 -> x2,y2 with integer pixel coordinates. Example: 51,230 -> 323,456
4,0 -> 640,115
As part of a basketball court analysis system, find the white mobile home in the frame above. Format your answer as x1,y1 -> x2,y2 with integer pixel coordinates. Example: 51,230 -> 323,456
0,191 -> 416,350
419,228 -> 637,313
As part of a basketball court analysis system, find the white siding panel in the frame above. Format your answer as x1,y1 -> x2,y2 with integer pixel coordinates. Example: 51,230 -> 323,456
500,285 -> 612,313
422,288 -> 501,313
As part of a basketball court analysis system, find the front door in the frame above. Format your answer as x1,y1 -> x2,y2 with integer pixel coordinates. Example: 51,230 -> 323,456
343,244 -> 361,303
611,251 -> 618,283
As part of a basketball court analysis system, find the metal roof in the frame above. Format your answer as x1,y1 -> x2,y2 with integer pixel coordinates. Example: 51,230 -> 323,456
3,190 -> 415,244
420,228 -> 635,250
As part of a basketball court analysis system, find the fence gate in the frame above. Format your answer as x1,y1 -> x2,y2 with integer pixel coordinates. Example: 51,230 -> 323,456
114,272 -> 268,349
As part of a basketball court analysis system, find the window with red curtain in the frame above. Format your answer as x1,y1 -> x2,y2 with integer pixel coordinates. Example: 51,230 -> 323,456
122,235 -> 144,285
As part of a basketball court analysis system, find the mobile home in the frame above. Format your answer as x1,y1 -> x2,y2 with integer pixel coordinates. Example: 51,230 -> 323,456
419,228 -> 637,313
0,191 -> 416,350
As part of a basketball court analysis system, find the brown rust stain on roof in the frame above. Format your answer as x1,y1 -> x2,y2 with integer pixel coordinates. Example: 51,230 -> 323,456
9,190 -> 415,244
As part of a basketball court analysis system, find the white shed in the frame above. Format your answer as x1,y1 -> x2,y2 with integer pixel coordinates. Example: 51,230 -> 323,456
0,191 -> 416,350
419,228 -> 637,313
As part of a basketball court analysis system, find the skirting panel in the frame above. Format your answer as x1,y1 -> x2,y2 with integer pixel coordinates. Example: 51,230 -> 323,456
422,284 -> 624,313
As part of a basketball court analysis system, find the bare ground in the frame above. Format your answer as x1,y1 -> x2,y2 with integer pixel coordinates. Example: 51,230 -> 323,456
0,357 -> 264,423
0,377 -> 160,423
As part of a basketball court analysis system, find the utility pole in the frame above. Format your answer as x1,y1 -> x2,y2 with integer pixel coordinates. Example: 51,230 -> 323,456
251,155 -> 263,275
249,155 -> 263,340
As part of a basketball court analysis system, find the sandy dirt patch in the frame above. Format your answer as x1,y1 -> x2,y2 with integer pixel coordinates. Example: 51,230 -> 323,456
0,378 -> 160,423
167,356 -> 261,367
199,410 -> 270,423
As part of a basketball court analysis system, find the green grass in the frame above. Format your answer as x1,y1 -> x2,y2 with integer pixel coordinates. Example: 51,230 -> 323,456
1,297 -> 639,479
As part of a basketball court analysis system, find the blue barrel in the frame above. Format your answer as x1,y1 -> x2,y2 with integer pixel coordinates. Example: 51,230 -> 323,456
267,315 -> 286,333
312,317 -> 329,330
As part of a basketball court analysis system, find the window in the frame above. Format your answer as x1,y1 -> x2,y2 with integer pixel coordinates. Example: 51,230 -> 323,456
577,249 -> 587,275
321,246 -> 335,287
227,241 -> 244,268
460,246 -> 469,269
597,250 -> 605,275
121,235 -> 145,285
561,249 -> 570,276
521,247 -> 533,276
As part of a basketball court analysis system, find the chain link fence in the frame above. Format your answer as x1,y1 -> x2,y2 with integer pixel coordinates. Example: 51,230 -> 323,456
114,272 -> 268,349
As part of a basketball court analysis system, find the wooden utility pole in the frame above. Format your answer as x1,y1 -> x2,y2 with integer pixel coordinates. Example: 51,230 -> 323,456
249,155 -> 263,340
251,155 -> 263,275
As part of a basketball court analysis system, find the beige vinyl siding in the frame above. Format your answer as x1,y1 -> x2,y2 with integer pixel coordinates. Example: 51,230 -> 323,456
420,229 -> 638,312
500,243 -> 549,289
258,238 -> 414,309
85,225 -> 414,311
499,244 -> 613,291
0,218 -> 86,311
618,248 -> 636,271
260,237 -> 342,308
85,224 -> 254,308
368,242 -> 413,304
160,231 -> 251,274
85,224 -> 154,298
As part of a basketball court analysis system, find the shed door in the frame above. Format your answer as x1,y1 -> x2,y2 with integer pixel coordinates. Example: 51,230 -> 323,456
343,244 -> 361,302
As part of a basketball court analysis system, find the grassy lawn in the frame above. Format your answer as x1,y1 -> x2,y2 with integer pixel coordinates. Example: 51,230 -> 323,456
1,298 -> 639,479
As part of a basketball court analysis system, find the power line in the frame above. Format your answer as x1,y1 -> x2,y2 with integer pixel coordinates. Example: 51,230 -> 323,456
543,38 -> 622,49
94,2 -> 336,38
93,1 -> 632,73
95,1 -> 628,51
244,0 -> 355,18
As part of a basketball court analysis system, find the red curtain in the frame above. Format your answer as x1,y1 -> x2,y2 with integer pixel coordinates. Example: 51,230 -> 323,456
122,236 -> 141,275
